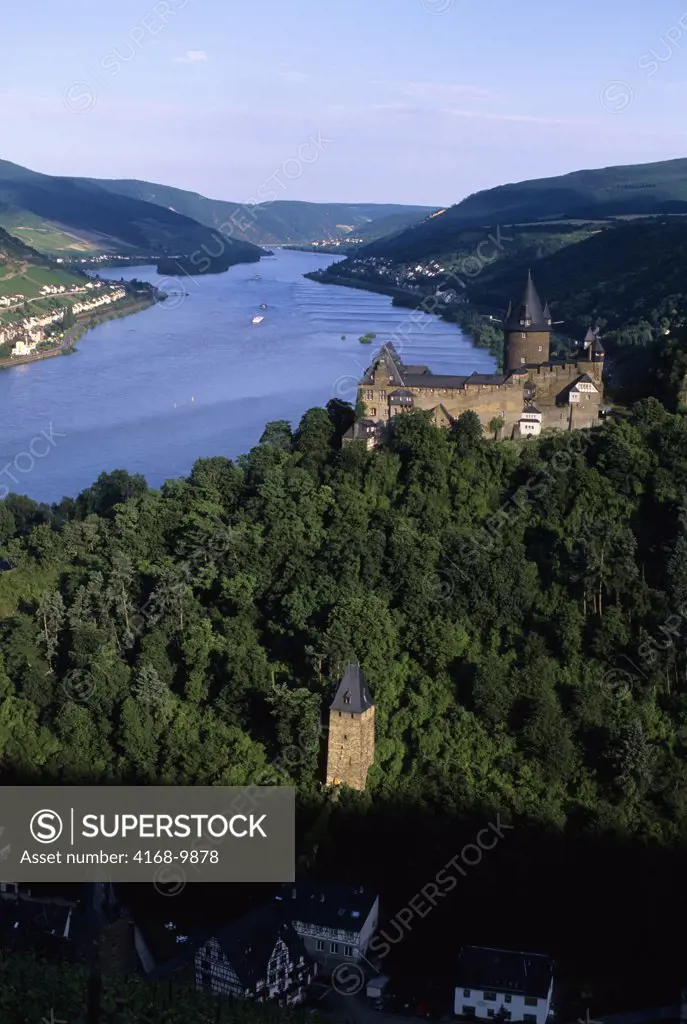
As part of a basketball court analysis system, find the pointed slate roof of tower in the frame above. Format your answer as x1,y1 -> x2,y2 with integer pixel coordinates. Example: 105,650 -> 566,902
330,663 -> 373,714
582,326 -> 605,358
505,271 -> 551,333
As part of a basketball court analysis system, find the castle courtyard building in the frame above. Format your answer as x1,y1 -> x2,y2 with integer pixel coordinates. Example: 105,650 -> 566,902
344,272 -> 604,443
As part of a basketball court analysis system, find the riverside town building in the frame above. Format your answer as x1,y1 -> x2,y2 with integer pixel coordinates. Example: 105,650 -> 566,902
344,272 -> 604,445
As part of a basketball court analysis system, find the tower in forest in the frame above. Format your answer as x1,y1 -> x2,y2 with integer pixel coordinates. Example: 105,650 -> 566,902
503,269 -> 553,371
325,664 -> 375,791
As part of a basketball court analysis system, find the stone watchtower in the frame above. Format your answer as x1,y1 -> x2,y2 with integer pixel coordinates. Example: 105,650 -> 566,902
325,664 -> 375,791
504,270 -> 552,371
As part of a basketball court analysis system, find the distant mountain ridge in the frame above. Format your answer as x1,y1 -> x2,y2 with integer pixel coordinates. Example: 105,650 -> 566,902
86,176 -> 433,246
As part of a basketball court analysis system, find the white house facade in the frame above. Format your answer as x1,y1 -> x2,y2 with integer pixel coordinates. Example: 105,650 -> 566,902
280,882 -> 379,971
454,946 -> 554,1024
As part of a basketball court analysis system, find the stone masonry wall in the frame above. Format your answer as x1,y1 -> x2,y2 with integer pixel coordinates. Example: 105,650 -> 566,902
326,707 -> 375,791
361,359 -> 603,437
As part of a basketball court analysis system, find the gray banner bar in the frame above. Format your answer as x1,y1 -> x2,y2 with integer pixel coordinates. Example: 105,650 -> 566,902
0,786 -> 294,884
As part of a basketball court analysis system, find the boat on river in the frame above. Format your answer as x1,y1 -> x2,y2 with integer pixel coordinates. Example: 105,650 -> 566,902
252,315 -> 265,325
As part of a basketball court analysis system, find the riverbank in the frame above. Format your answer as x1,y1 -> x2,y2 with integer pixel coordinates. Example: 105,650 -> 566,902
304,269 -> 505,363
0,293 -> 157,371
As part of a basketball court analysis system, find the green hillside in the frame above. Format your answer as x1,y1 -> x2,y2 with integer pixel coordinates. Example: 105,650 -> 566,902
0,159 -> 263,263
87,175 -> 433,245
0,225 -> 86,297
465,219 -> 687,342
361,157 -> 687,263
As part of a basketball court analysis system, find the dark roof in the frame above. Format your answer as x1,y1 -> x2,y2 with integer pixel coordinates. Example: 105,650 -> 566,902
457,946 -> 553,1000
581,327 -> 604,357
362,343 -> 405,386
403,374 -> 469,389
523,405 -> 541,414
465,373 -> 508,386
363,343 -> 471,391
389,389 -> 414,400
577,374 -> 595,384
202,903 -> 305,987
279,882 -> 377,933
344,420 -> 380,441
330,664 -> 373,713
504,271 -> 552,334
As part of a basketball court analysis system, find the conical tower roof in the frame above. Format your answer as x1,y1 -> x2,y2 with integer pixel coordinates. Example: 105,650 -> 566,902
504,271 -> 551,333
330,664 -> 373,713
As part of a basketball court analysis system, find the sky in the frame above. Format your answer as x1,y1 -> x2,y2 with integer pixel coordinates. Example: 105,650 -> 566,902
2,0 -> 687,207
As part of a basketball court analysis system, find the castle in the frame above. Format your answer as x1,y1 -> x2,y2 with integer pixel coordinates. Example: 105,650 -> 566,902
344,272 -> 605,444
325,664 -> 375,792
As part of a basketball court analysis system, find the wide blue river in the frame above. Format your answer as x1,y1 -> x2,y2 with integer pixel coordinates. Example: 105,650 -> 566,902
0,249 -> 495,503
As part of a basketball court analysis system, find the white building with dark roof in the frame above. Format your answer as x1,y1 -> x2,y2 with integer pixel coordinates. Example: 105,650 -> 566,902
280,880 -> 379,972
454,946 -> 554,1024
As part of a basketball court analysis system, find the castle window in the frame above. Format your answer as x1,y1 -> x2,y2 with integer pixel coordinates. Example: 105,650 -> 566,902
370,408 -> 377,416
521,332 -> 527,339
343,691 -> 351,705
380,390 -> 387,400
538,346 -> 543,352
521,358 -> 526,364
364,390 -> 373,400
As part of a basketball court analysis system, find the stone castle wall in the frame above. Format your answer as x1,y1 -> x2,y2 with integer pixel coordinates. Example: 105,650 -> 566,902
361,358 -> 603,438
326,706 -> 375,791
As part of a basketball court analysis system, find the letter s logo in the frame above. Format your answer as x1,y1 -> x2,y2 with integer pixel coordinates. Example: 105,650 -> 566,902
30,809 -> 63,844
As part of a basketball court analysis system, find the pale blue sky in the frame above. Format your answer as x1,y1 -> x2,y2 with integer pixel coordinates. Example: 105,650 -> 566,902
2,0 -> 686,205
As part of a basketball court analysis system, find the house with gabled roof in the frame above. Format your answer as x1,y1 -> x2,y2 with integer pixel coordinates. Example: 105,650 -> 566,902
454,945 -> 554,1024
194,902 -> 313,1005
278,880 -> 379,973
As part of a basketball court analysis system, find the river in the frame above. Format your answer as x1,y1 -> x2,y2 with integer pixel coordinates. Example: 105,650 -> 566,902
0,249 -> 495,503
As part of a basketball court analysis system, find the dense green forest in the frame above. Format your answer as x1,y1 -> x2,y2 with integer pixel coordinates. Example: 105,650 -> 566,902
3,399 -> 687,998
467,218 -> 687,343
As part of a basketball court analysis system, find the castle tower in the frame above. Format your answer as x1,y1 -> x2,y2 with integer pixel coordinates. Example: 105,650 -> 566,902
579,327 -> 605,383
325,664 -> 375,791
504,271 -> 552,371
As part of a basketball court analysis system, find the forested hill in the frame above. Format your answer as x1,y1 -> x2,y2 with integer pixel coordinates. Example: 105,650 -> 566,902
1,401 -> 687,839
360,157 -> 687,261
466,218 -> 687,341
0,159 -> 263,261
3,403 -> 687,992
